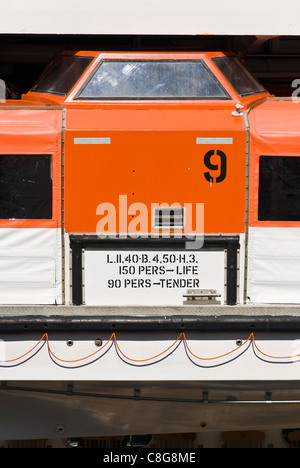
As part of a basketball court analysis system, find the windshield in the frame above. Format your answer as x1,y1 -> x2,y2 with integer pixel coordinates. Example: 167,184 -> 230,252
76,60 -> 230,100
31,55 -> 94,96
212,56 -> 266,97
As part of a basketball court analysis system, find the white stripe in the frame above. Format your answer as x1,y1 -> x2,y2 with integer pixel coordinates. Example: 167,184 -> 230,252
74,137 -> 111,145
196,137 -> 233,144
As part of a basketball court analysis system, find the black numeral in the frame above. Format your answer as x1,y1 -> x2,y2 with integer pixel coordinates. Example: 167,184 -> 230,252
204,149 -> 227,183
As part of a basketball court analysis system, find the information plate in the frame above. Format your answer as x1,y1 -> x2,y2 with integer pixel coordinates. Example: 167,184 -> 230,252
84,249 -> 225,306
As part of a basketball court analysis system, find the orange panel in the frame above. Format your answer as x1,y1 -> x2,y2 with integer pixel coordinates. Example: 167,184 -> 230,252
64,106 -> 246,234
248,99 -> 300,228
18,51 -> 269,236
0,107 -> 62,228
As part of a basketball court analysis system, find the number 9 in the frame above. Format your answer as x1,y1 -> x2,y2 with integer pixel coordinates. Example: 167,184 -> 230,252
204,149 -> 227,183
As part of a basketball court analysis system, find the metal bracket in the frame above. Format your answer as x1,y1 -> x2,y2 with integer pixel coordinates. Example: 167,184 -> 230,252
265,391 -> 272,403
183,289 -> 221,305
232,104 -> 244,116
202,391 -> 209,404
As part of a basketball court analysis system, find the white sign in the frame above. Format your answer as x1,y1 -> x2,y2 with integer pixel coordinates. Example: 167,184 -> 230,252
84,249 -> 225,306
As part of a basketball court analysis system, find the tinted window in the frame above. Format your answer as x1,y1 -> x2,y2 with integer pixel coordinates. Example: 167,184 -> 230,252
77,60 -> 230,100
31,55 -> 93,96
212,56 -> 266,97
0,155 -> 52,219
258,156 -> 300,221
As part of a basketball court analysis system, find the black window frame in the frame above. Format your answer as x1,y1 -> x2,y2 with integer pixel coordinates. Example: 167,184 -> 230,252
0,154 -> 53,220
258,155 -> 300,222
31,55 -> 94,97
212,56 -> 266,97
74,59 -> 232,101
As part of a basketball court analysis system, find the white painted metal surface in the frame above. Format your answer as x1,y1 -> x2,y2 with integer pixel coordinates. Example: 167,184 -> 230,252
0,0 -> 298,36
1,330 -> 300,381
247,227 -> 300,304
0,228 -> 62,304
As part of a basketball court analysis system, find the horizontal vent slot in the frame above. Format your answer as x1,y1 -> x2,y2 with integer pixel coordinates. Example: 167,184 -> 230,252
153,207 -> 185,230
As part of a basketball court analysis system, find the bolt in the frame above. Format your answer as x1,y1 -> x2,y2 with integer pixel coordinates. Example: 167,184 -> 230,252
56,424 -> 66,434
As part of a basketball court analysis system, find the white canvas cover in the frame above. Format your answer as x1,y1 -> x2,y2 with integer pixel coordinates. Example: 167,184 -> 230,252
0,228 -> 62,304
247,227 -> 300,303
0,107 -> 63,305
247,99 -> 300,305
